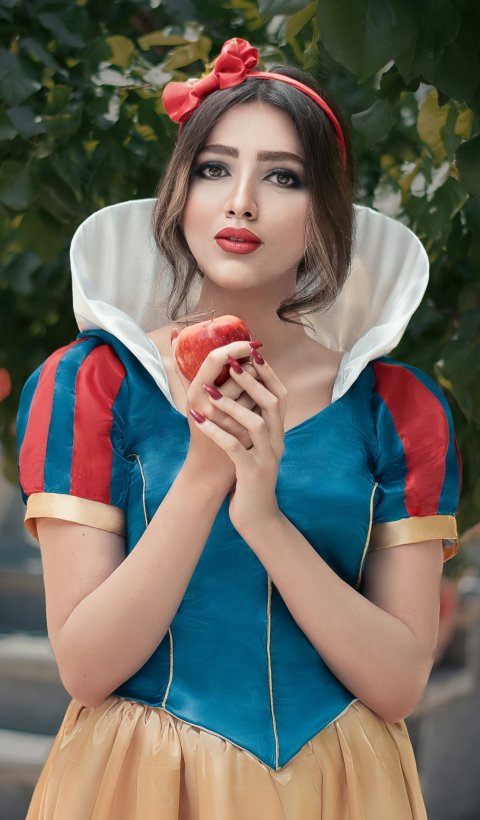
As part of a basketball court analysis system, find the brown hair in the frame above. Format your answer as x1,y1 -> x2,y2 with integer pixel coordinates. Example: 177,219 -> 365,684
153,66 -> 356,328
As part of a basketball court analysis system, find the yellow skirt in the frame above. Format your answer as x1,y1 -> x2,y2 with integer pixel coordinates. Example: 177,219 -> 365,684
27,697 -> 427,819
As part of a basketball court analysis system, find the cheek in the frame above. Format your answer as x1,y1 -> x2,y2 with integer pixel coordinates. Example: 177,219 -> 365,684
276,201 -> 308,251
181,193 -> 205,241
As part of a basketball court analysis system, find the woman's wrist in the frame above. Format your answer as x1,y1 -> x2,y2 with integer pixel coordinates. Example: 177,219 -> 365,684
181,455 -> 233,498
236,506 -> 285,546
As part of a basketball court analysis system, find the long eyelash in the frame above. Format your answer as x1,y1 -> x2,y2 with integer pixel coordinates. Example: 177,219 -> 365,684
268,168 -> 305,188
193,160 -> 226,177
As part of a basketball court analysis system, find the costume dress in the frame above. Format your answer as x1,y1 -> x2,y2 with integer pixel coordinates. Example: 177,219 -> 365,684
17,200 -> 461,819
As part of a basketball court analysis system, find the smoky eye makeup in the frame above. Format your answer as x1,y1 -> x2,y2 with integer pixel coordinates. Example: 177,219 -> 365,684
192,160 -> 226,178
267,169 -> 306,188
192,160 -> 306,188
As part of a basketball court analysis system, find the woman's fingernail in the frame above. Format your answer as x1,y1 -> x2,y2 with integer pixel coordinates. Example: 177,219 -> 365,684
251,348 -> 265,365
203,383 -> 223,400
170,328 -> 179,344
226,355 -> 243,374
189,409 -> 206,424
249,340 -> 264,349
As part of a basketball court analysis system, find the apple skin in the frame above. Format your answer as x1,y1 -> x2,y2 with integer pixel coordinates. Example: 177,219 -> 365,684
174,315 -> 252,386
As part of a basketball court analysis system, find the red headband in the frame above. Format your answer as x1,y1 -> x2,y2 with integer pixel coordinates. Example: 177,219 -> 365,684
162,38 -> 347,170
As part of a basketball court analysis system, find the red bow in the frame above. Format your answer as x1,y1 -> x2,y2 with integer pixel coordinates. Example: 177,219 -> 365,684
163,38 -> 259,124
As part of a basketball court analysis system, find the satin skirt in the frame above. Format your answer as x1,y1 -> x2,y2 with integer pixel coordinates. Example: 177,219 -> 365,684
27,696 -> 427,819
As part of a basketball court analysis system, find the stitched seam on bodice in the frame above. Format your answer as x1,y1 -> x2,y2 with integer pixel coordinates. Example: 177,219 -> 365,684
267,575 -> 280,769
355,482 -> 378,590
126,452 -> 174,707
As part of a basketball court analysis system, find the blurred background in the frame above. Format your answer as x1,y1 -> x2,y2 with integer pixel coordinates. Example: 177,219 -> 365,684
1,0 -> 479,817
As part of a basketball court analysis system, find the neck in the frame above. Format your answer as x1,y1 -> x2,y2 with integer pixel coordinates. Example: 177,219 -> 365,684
191,290 -> 315,373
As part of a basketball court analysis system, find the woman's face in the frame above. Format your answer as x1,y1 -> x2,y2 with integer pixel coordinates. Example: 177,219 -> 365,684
181,101 -> 309,295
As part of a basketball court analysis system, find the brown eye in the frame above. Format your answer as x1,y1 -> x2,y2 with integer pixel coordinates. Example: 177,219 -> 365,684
267,169 -> 305,189
194,161 -> 227,179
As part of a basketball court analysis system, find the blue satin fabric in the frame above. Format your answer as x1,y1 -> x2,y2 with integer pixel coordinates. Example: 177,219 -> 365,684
76,329 -> 378,769
17,328 -> 459,771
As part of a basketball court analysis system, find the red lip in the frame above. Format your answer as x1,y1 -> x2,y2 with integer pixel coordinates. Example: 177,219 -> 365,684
215,238 -> 261,254
215,228 -> 262,242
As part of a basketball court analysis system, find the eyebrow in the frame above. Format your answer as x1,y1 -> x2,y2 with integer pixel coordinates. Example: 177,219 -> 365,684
200,143 -> 306,167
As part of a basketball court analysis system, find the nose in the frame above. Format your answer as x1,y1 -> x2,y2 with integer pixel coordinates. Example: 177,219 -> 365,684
225,178 -> 258,220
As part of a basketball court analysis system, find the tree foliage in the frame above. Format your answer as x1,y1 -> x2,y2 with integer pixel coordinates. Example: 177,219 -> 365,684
1,0 -> 479,555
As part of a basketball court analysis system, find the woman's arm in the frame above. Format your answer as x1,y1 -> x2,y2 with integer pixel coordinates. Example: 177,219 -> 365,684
189,354 -> 443,722
237,513 -> 443,724
38,462 -> 228,708
37,342 -> 254,705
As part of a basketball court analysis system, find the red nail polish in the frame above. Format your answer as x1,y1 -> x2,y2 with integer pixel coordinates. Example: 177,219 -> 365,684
203,383 -> 223,400
226,355 -> 243,374
249,340 -> 264,349
251,348 -> 265,364
189,409 -> 206,424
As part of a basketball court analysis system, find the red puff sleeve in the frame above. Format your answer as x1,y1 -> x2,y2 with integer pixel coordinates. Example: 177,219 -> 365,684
17,336 -> 130,541
369,358 -> 462,563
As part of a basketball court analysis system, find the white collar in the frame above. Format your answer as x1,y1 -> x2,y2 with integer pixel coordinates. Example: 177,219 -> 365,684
71,199 -> 429,405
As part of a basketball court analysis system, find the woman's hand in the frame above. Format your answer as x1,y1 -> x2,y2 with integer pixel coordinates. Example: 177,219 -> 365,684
188,347 -> 288,536
171,335 -> 262,495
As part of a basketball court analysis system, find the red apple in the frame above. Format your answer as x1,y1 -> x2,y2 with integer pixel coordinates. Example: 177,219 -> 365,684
174,315 -> 252,386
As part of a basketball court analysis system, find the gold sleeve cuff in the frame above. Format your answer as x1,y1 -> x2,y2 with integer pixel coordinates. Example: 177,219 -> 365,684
24,492 -> 126,542
369,515 -> 458,561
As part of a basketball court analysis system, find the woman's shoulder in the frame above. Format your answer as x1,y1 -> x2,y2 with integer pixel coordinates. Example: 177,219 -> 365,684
367,355 -> 453,418
364,355 -> 459,488
21,331 -> 128,405
17,332 -> 133,451
348,355 -> 456,459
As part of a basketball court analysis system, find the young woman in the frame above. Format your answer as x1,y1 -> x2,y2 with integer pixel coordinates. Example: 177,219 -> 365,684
17,38 -> 461,819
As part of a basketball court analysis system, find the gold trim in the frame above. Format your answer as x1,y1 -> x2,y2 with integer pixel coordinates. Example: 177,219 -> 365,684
370,515 -> 458,549
355,483 -> 378,590
369,515 -> 459,561
110,695 -> 362,772
266,576 -> 280,770
24,492 -> 125,542
127,452 -> 174,708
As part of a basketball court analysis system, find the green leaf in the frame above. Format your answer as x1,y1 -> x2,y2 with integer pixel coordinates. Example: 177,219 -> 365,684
351,99 -> 398,143
417,89 -> 448,164
303,41 -> 320,71
395,0 -> 460,84
46,86 -> 71,116
38,13 -> 84,49
7,106 -> 46,138
138,31 -> 193,49
163,38 -> 212,71
0,0 -> 15,23
45,106 -> 82,141
441,104 -> 463,162
4,252 -> 40,296
16,210 -> 66,262
0,106 -> 16,140
455,108 -> 473,141
20,36 -> 66,75
285,2 -> 316,44
0,161 -> 34,210
456,134 -> 480,199
0,49 -> 41,106
160,0 -> 196,23
317,0 -> 417,81
425,30 -> 480,102
37,162 -> 81,222
258,0 -> 309,18
408,176 -> 467,243
105,36 -> 135,68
